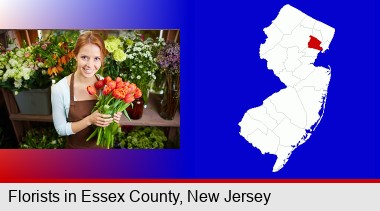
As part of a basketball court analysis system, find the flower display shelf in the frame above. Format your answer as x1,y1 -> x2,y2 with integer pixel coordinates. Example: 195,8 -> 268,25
1,89 -> 179,144
120,93 -> 180,127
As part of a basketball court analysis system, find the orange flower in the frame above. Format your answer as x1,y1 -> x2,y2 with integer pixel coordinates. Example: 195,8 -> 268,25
60,55 -> 67,65
128,83 -> 137,93
124,93 -> 135,103
67,51 -> 75,59
113,88 -> 127,100
104,76 -> 112,84
48,66 -> 59,76
107,81 -> 117,90
102,86 -> 113,95
87,85 -> 96,95
134,88 -> 142,99
56,65 -> 64,73
116,81 -> 125,89
115,77 -> 123,83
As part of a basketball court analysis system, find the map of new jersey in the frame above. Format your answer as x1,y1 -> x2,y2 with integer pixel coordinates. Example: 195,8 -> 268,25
239,4 -> 335,172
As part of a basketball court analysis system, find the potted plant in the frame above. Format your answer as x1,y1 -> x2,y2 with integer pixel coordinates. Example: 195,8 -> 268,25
117,126 -> 167,149
0,30 -> 79,115
20,126 -> 66,149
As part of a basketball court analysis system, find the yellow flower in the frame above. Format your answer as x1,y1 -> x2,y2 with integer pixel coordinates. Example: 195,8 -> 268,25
113,49 -> 127,62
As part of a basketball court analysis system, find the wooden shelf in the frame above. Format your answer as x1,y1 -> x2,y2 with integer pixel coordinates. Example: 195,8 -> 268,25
9,114 -> 52,122
120,93 -> 180,127
1,88 -> 180,143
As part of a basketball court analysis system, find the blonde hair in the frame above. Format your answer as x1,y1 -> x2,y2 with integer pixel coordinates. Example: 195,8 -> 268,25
73,31 -> 107,66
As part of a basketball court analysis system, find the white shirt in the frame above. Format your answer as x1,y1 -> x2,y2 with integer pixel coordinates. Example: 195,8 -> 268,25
51,77 -> 74,136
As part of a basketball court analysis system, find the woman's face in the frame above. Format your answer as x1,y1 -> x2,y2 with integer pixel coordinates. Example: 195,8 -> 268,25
76,43 -> 102,78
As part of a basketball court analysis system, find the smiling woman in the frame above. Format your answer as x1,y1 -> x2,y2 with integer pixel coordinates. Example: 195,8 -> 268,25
51,31 -> 122,149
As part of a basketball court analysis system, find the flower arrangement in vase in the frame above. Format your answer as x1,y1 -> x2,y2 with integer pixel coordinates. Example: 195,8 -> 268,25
156,42 -> 180,120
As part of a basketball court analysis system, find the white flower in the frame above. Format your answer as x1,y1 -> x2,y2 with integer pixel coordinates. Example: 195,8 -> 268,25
136,75 -> 141,80
14,79 -> 22,88
9,59 -> 18,67
21,67 -> 32,80
16,50 -> 24,57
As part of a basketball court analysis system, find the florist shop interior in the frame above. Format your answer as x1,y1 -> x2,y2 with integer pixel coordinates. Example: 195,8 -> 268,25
0,29 -> 180,149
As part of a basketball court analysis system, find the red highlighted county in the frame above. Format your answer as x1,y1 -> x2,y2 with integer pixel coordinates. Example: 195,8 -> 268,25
308,35 -> 323,51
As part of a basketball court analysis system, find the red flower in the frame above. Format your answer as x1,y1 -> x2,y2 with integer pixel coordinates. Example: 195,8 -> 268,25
116,81 -> 125,89
95,80 -> 105,89
115,77 -> 123,83
124,93 -> 135,103
86,76 -> 142,149
87,85 -> 96,95
128,83 -> 137,93
102,86 -> 113,95
104,76 -> 112,84
107,81 -> 117,90
134,88 -> 142,99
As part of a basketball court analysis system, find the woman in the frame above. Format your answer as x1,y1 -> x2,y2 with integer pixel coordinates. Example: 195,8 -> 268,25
51,31 -> 122,148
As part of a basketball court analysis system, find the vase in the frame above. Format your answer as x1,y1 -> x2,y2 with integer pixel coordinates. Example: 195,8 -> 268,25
132,80 -> 150,108
159,72 -> 180,120
14,88 -> 52,115
126,97 -> 144,120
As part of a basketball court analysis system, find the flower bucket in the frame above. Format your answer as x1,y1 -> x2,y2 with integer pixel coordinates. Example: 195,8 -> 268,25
14,88 -> 51,115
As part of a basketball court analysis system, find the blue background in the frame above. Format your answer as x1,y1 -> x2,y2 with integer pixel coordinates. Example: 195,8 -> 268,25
193,0 -> 378,178
0,0 -> 378,179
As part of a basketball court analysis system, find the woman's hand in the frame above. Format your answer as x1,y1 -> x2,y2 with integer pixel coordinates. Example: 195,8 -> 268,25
113,112 -> 122,124
88,110 -> 113,127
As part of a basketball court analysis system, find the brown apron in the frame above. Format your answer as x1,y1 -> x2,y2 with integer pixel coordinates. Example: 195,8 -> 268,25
66,74 -> 103,149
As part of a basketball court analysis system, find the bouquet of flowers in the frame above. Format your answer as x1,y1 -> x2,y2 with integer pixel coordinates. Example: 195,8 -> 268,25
86,76 -> 142,149
120,34 -> 165,104
0,45 -> 43,93
32,30 -> 78,83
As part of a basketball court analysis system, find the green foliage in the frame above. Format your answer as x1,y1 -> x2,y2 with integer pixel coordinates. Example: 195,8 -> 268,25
118,126 -> 167,149
21,126 -> 65,149
32,30 -> 79,82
